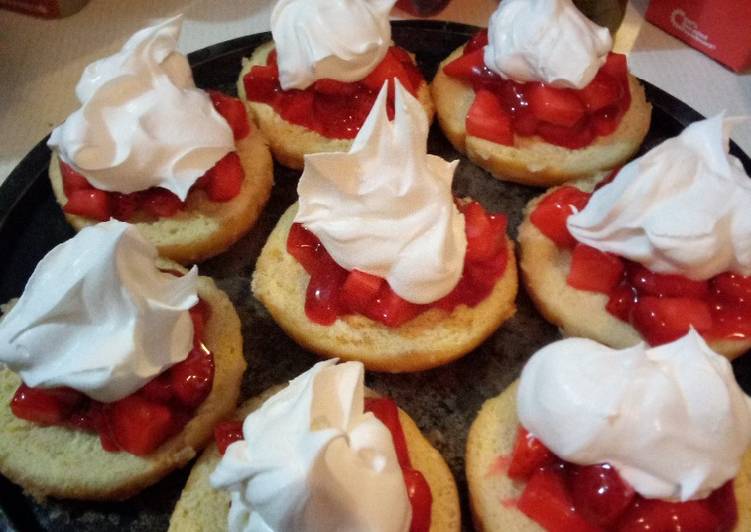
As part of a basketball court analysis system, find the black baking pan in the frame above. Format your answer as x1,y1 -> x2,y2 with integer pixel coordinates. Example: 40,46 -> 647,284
0,20 -> 749,532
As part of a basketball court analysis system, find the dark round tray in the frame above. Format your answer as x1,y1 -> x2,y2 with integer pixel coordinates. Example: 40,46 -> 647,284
1,20 -> 749,532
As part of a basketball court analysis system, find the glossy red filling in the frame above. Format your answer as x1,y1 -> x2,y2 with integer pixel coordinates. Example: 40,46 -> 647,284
286,200 -> 509,327
530,185 -> 751,345
443,30 -> 631,149
60,91 -> 249,222
10,298 -> 214,456
214,397 -> 432,532
507,426 -> 737,531
243,46 -> 425,139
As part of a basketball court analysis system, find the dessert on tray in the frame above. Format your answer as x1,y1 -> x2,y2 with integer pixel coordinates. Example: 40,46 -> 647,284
169,360 -> 460,532
237,0 -> 434,169
467,331 -> 751,531
48,16 -> 274,264
519,114 -> 751,359
0,221 -> 245,500
431,0 -> 651,186
252,81 -> 517,372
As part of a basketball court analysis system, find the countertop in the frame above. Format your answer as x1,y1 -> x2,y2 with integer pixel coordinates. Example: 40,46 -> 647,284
0,0 -> 749,185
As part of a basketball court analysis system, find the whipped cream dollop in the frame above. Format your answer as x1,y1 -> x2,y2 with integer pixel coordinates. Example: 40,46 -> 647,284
210,360 -> 411,532
0,221 -> 198,403
295,81 -> 466,304
517,330 -> 751,501
271,0 -> 395,90
568,115 -> 751,280
484,0 -> 612,89
48,16 -> 234,201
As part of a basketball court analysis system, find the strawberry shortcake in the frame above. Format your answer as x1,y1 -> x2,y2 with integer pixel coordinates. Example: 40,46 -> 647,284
48,16 -> 273,264
431,0 -> 651,186
169,360 -> 460,531
0,221 -> 245,500
519,114 -> 751,359
237,0 -> 434,170
467,331 -> 751,531
251,82 -> 517,372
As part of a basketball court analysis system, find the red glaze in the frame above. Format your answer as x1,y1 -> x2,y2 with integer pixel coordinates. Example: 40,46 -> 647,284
507,426 -> 555,481
365,397 -> 432,532
287,200 -> 509,327
59,92 -> 247,221
214,420 -> 244,455
444,29 -> 631,149
530,186 -> 751,345
509,425 -> 738,532
243,47 -> 425,140
10,298 -> 215,456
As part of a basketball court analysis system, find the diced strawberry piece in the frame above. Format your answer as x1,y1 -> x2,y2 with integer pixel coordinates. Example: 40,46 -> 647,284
606,282 -> 637,321
569,463 -> 635,527
712,272 -> 751,306
141,188 -> 183,217
567,244 -> 625,294
106,395 -> 175,456
529,186 -> 591,248
305,268 -> 348,326
579,73 -> 620,112
341,269 -> 384,314
507,426 -> 555,481
536,120 -> 595,149
138,372 -> 174,404
466,89 -> 514,146
362,49 -> 414,92
365,397 -> 411,469
368,285 -> 422,327
443,48 -> 498,83
631,296 -> 713,345
243,64 -> 279,103
518,464 -> 601,532
67,400 -> 104,432
403,467 -> 432,532
189,298 -> 211,344
312,78 -> 358,96
203,152 -> 245,202
705,303 -> 751,340
599,52 -> 628,83
464,29 -> 489,53
64,189 -> 111,221
11,384 -> 84,426
618,498 -> 720,532
170,344 -> 215,409
526,83 -> 586,128
628,263 -> 710,299
463,201 -> 506,262
513,110 -> 540,136
389,46 -> 413,65
208,90 -> 250,140
110,192 -> 138,221
214,420 -> 244,455
60,161 -> 92,194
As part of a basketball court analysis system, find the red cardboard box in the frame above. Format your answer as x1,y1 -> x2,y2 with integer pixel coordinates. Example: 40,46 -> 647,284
0,0 -> 88,18
645,0 -> 751,72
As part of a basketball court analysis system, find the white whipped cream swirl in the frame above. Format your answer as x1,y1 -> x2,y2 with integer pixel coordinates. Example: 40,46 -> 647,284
484,0 -> 612,89
0,221 -> 198,403
517,330 -> 751,501
48,16 -> 234,201
210,360 -> 411,532
271,0 -> 396,90
568,115 -> 751,280
295,81 -> 466,304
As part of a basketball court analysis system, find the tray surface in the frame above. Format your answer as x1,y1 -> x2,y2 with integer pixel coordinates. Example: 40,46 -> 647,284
1,19 -> 750,532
